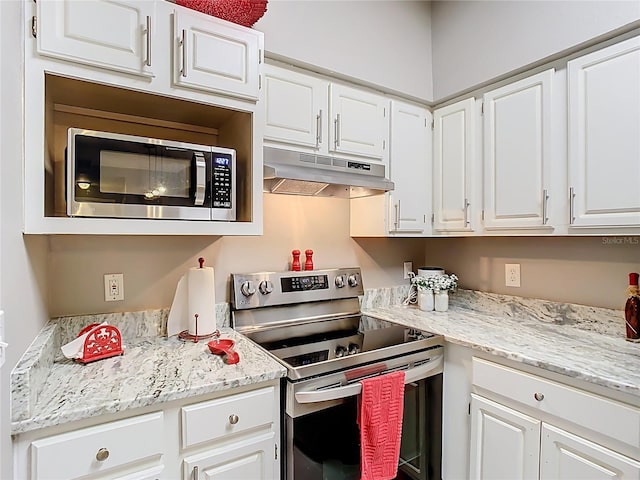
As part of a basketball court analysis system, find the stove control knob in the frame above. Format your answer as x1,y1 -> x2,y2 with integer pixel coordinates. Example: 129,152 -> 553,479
259,280 -> 274,295
240,281 -> 256,297
335,345 -> 347,358
335,275 -> 346,288
348,274 -> 359,287
348,343 -> 360,355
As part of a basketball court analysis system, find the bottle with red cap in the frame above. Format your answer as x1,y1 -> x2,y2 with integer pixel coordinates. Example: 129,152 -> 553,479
625,272 -> 640,342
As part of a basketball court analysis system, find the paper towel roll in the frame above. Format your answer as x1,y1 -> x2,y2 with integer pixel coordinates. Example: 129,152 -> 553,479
187,266 -> 216,336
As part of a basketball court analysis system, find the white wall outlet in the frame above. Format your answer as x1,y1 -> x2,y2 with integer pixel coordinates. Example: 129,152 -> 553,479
104,273 -> 124,301
505,264 -> 521,287
403,261 -> 413,279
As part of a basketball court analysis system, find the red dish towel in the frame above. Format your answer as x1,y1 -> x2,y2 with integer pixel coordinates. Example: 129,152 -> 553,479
358,370 -> 406,480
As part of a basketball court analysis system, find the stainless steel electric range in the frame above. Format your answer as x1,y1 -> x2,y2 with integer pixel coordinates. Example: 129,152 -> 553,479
231,268 -> 444,480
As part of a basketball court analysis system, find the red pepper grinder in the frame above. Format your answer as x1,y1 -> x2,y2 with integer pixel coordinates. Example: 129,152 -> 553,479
291,250 -> 301,271
304,249 -> 314,271
625,272 -> 640,342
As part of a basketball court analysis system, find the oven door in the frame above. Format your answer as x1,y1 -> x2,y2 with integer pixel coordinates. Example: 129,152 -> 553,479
285,351 -> 443,480
67,128 -> 217,220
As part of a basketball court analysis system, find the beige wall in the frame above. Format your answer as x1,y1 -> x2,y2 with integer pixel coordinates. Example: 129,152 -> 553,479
424,236 -> 640,310
49,195 -> 426,317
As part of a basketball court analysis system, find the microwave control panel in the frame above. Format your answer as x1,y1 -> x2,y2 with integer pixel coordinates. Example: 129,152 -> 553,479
212,154 -> 233,209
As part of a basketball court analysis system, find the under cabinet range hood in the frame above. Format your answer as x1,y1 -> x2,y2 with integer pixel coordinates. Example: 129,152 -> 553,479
263,147 -> 394,198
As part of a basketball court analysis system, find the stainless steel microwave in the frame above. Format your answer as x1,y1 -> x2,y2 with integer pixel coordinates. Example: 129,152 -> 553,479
66,129 -> 236,221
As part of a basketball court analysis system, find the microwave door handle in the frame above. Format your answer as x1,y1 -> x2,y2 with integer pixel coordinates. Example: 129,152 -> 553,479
193,152 -> 206,206
294,355 -> 443,404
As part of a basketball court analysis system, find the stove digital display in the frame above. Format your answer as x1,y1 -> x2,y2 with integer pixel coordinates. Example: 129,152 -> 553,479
283,350 -> 329,367
281,275 -> 329,292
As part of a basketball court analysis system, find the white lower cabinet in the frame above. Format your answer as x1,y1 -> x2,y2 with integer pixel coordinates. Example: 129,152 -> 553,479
470,357 -> 640,480
540,424 -> 640,479
470,394 -> 540,480
183,431 -> 276,480
14,382 -> 280,480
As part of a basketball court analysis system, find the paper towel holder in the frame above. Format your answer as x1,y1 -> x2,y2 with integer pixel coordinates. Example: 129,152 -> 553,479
178,313 -> 216,343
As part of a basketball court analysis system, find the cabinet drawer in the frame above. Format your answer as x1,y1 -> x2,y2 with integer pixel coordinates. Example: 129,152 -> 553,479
31,412 -> 164,480
182,386 -> 275,448
472,358 -> 640,449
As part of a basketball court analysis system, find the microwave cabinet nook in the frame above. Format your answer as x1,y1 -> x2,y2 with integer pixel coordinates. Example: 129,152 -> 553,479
24,0 -> 264,235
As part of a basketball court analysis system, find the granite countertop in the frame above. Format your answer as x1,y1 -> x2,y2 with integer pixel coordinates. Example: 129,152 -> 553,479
12,288 -> 640,435
362,289 -> 640,401
11,314 -> 286,435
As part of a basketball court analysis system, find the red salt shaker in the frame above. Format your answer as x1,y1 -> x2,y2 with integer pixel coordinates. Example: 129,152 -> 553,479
291,250 -> 301,271
304,250 -> 314,271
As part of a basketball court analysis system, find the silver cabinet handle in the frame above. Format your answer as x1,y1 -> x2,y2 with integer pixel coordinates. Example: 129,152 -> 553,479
542,189 -> 549,225
334,114 -> 341,148
534,392 -> 544,401
394,200 -> 400,231
180,29 -> 187,78
193,152 -> 206,205
144,16 -> 152,67
96,448 -> 109,462
569,187 -> 575,224
463,198 -> 470,226
193,466 -> 199,480
316,110 -> 323,147
229,414 -> 239,425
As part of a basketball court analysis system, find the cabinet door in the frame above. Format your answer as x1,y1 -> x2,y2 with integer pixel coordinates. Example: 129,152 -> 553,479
469,394 -> 540,480
483,69 -> 554,230
263,64 -> 328,149
183,432 -> 277,480
329,84 -> 389,160
173,7 -> 261,101
388,100 -> 431,234
36,0 -> 154,77
433,98 -> 476,232
568,36 -> 640,227
541,424 -> 640,479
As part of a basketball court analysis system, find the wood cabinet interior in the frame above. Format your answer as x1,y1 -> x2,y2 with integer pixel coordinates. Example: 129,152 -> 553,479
44,74 -> 253,221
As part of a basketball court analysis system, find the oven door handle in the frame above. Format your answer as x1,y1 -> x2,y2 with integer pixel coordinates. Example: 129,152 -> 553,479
294,355 -> 443,404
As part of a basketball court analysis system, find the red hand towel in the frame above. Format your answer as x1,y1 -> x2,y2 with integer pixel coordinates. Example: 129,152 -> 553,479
358,371 -> 405,480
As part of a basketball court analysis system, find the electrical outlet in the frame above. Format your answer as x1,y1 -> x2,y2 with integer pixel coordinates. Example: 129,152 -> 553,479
403,262 -> 413,279
505,264 -> 521,287
104,273 -> 124,301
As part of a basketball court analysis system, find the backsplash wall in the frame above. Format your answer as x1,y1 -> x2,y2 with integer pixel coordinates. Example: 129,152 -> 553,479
48,195 -> 426,317
423,236 -> 640,310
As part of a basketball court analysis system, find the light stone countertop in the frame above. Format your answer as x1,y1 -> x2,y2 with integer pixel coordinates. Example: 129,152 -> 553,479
362,289 -> 640,401
12,288 -> 640,435
11,325 -> 286,435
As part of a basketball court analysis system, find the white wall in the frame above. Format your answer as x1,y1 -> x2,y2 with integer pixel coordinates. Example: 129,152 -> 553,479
254,0 -> 434,102
0,1 -> 50,478
431,0 -> 640,100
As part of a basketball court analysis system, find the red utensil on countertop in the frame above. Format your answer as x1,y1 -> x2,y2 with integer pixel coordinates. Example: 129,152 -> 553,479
208,334 -> 240,364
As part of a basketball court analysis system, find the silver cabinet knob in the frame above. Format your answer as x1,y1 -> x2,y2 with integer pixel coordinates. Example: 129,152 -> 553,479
240,281 -> 256,297
534,392 -> 545,401
96,448 -> 110,462
229,414 -> 239,425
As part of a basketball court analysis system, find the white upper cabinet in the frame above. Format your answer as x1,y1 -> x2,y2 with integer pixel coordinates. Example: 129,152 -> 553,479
388,100 -> 431,234
329,84 -> 389,161
173,8 -> 262,101
263,63 -> 328,149
568,36 -> 640,228
433,97 -> 477,233
36,0 -> 155,77
483,69 -> 554,231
